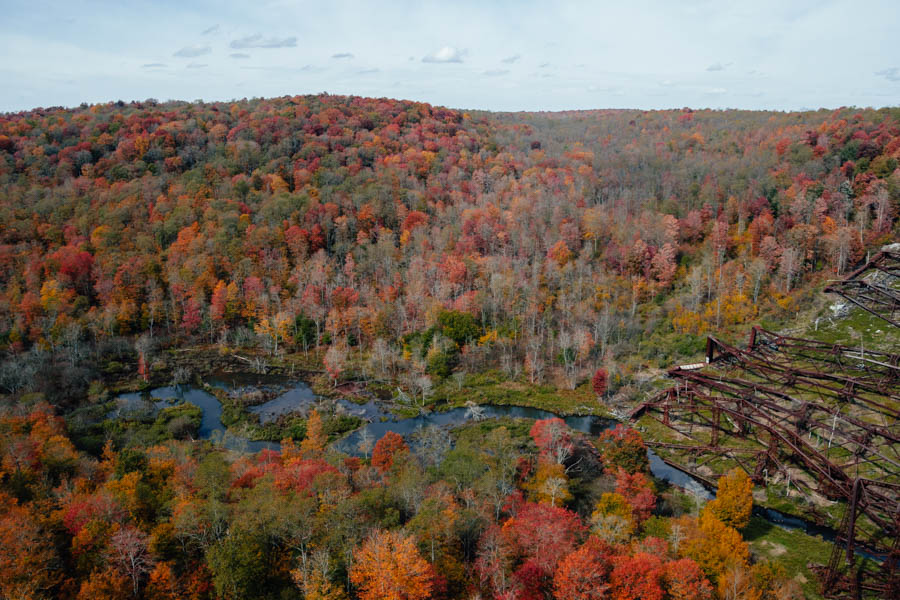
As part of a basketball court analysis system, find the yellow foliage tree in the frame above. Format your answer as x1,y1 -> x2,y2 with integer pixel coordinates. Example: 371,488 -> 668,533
281,437 -> 302,465
291,569 -> 348,600
225,281 -> 241,320
717,563 -> 763,600
672,305 -> 707,336
706,468 -> 753,530
105,471 -> 142,521
676,511 -> 749,582
590,492 -> 635,544
525,461 -> 572,507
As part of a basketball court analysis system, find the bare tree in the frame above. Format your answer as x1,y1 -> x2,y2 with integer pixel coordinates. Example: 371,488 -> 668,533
414,426 -> 451,468
357,428 -> 374,459
107,526 -> 155,596
464,400 -> 486,422
370,338 -> 394,379
558,330 -> 578,390
452,370 -> 466,391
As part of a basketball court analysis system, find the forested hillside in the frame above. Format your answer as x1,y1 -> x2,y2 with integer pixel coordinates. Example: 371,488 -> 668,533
1,96 -> 898,400
0,95 -> 898,600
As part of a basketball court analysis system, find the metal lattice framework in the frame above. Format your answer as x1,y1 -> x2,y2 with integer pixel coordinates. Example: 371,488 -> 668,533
632,329 -> 900,597
824,250 -> 900,328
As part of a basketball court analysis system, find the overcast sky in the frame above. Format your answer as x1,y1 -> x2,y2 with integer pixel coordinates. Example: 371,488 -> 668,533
2,0 -> 898,113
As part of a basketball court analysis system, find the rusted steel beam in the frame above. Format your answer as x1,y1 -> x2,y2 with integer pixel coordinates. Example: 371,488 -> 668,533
750,328 -> 899,365
640,382 -> 897,526
669,369 -> 899,444
706,335 -> 900,410
826,287 -> 900,329
824,250 -> 900,329
644,441 -> 759,453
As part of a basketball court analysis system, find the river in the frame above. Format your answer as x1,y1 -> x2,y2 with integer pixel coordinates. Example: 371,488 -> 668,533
113,378 -> 873,552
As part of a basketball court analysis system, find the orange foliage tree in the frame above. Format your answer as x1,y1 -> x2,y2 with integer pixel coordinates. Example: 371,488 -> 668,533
552,537 -> 613,600
144,562 -> 179,600
371,431 -> 409,472
664,558 -> 714,600
300,409 -> 328,457
76,567 -> 131,600
350,529 -> 432,600
0,504 -> 59,599
595,425 -> 648,474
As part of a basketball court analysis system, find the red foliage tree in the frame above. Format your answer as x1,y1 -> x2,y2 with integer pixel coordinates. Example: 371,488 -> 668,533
609,552 -> 664,600
595,425 -> 649,474
614,469 -> 656,524
371,431 -> 409,472
137,351 -> 149,382
503,501 -> 586,577
592,368 -> 608,397
530,418 -> 574,465
273,459 -> 341,495
180,297 -> 202,336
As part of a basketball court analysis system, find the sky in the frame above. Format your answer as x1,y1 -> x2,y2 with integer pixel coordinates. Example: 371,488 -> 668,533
1,0 -> 899,113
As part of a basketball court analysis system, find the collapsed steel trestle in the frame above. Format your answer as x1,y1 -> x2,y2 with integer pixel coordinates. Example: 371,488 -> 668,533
631,251 -> 900,599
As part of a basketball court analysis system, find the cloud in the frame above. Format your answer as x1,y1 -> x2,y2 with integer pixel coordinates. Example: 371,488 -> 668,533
538,62 -> 550,68
875,67 -> 900,82
187,63 -> 207,69
230,53 -> 250,59
706,62 -> 733,72
332,52 -> 354,59
239,64 -> 321,73
483,69 -> 509,77
707,87 -> 728,94
173,45 -> 211,58
230,34 -> 297,49
357,68 -> 379,75
202,24 -> 219,35
141,63 -> 166,68
501,54 -> 521,64
422,46 -> 465,63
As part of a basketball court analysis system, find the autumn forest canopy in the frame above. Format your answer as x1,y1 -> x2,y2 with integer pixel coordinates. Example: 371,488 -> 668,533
1,96 -> 899,391
0,93 -> 898,600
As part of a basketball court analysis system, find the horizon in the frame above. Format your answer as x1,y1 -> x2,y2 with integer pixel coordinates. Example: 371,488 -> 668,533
5,92 -> 900,116
3,0 -> 899,114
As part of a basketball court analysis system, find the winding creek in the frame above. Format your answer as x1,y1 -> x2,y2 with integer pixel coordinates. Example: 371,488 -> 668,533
112,377 -> 878,557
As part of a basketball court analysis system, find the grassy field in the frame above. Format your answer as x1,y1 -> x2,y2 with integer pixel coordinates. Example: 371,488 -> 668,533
744,515 -> 832,599
434,370 -> 610,416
